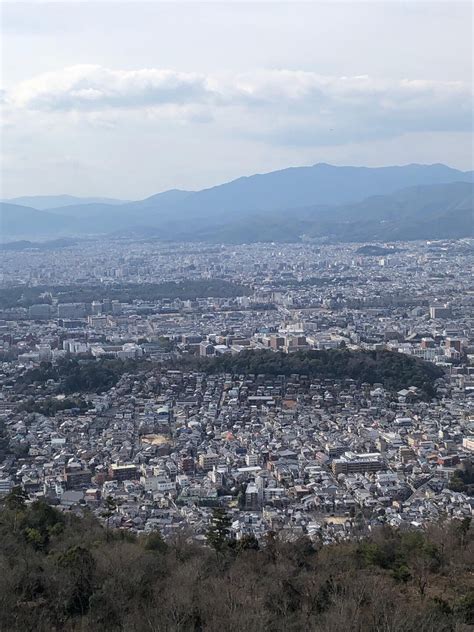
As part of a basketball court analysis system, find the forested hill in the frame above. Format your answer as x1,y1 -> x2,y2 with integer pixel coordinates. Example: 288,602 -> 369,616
176,349 -> 445,399
0,279 -> 251,309
0,496 -> 472,632
14,349 -> 444,400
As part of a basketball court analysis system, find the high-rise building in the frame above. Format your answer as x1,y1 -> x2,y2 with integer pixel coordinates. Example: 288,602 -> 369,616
245,481 -> 260,510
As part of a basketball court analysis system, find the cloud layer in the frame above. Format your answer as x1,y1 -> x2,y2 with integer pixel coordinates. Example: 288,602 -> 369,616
10,65 -> 212,110
7,65 -> 470,108
4,64 -> 471,149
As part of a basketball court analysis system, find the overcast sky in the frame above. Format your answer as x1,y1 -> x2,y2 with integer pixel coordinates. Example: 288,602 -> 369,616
1,1 -> 472,199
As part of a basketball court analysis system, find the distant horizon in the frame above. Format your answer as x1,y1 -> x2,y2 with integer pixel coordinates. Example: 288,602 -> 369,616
2,1 -> 472,199
4,160 -> 473,203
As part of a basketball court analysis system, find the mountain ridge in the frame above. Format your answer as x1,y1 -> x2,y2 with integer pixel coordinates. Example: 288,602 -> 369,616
4,194 -> 129,211
1,163 -> 472,242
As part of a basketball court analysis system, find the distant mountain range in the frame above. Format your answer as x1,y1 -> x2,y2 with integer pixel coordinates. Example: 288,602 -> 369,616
1,163 -> 472,243
3,194 -> 128,210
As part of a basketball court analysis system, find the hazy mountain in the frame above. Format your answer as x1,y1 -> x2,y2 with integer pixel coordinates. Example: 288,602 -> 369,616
164,163 -> 473,219
171,181 -> 474,243
4,194 -> 128,210
304,181 -> 473,242
44,190 -> 193,232
334,180 -> 474,222
0,202 -> 76,238
132,189 -> 194,208
1,164 -> 472,242
60,162 -> 471,229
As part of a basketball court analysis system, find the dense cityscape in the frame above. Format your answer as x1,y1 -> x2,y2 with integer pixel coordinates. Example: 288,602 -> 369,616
0,238 -> 473,546
2,1 -> 473,627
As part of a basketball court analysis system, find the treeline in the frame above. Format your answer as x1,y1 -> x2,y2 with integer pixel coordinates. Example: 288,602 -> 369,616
18,396 -> 92,417
175,349 -> 444,399
449,469 -> 474,495
0,279 -> 251,308
0,420 -> 9,461
0,238 -> 78,252
0,494 -> 472,632
16,358 -> 147,395
14,350 -> 444,400
277,275 -> 364,288
0,286 -> 53,309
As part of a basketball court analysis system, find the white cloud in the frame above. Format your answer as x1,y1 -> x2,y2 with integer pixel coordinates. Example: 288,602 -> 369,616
7,64 -> 470,111
9,64 -> 214,110
3,64 -> 472,149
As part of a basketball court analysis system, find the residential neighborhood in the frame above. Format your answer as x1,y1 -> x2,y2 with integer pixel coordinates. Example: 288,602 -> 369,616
1,239 -> 473,545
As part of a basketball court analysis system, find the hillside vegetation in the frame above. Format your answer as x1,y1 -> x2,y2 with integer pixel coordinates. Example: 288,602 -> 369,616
13,349 -> 444,400
177,349 -> 445,399
0,495 -> 472,632
0,280 -> 251,309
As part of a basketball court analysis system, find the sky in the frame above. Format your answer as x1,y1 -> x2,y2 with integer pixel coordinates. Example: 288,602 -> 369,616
1,1 -> 473,199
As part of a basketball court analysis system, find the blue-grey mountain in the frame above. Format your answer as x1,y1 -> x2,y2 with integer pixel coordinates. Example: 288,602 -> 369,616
1,163 -> 472,242
4,195 -> 128,211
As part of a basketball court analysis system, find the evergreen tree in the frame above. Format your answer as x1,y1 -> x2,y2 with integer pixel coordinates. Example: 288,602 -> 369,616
3,486 -> 28,512
3,486 -> 28,534
101,495 -> 117,541
206,507 -> 232,553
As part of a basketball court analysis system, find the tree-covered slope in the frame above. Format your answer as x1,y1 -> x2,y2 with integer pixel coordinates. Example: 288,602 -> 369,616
0,496 -> 472,632
173,349 -> 445,399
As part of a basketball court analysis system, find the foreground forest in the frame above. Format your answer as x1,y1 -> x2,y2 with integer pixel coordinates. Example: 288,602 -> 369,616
0,494 -> 473,632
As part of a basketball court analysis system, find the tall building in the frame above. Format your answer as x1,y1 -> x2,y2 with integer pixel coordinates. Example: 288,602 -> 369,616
198,453 -> 219,471
446,338 -> 462,352
429,305 -> 452,319
245,481 -> 260,510
64,464 -> 92,490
